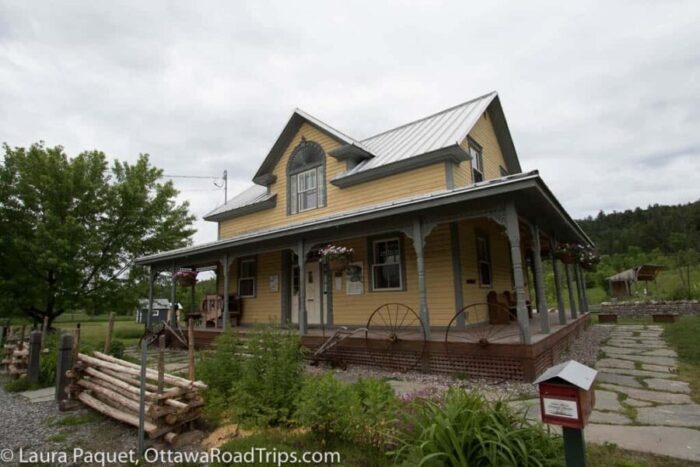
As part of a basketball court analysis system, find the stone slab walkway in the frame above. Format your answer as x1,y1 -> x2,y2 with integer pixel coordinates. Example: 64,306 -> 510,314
18,387 -> 54,403
511,323 -> 700,462
592,324 -> 700,461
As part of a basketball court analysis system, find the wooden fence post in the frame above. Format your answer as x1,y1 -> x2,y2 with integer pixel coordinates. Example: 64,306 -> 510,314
104,312 -> 115,354
72,323 -> 81,363
27,330 -> 42,385
56,333 -> 74,409
158,334 -> 165,395
188,318 -> 195,382
0,325 -> 6,349
41,316 -> 49,350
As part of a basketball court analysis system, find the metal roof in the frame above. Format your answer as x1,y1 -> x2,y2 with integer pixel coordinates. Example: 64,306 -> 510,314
344,91 -> 496,175
136,171 -> 592,266
204,184 -> 271,220
607,265 -> 665,283
533,360 -> 598,390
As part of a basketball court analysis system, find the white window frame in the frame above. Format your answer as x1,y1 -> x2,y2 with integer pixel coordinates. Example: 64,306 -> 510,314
371,237 -> 403,291
470,142 -> 484,182
238,258 -> 256,298
296,168 -> 318,212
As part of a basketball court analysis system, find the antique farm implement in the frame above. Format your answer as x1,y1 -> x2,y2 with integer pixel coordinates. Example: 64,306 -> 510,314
310,326 -> 368,370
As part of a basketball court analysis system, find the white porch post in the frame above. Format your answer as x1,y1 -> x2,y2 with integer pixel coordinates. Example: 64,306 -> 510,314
412,218 -> 431,340
222,253 -> 230,330
549,239 -> 567,325
575,263 -> 587,314
505,202 -> 531,344
531,224 -> 550,334
296,239 -> 307,335
565,264 -> 578,319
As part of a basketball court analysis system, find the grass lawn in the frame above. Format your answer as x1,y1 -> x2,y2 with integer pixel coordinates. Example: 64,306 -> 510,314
54,319 -> 144,349
663,315 -> 700,403
587,442 -> 700,467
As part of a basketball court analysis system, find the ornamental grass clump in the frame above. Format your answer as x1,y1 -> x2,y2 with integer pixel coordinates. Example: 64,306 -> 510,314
391,388 -> 563,467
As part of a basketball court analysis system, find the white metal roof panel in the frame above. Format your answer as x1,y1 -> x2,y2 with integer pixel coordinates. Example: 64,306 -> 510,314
204,184 -> 270,218
533,360 -> 598,390
343,92 -> 497,175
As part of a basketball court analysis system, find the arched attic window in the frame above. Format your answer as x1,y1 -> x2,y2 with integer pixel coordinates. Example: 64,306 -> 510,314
287,139 -> 326,214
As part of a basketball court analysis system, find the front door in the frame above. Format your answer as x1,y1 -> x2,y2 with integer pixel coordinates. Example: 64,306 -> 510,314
291,262 -> 323,326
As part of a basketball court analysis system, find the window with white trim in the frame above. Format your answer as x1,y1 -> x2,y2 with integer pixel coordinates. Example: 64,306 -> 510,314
288,140 -> 326,214
476,232 -> 492,287
371,238 -> 403,290
238,258 -> 256,297
469,140 -> 484,183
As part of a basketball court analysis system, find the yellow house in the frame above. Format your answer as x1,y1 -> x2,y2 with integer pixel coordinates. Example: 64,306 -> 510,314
137,91 -> 593,381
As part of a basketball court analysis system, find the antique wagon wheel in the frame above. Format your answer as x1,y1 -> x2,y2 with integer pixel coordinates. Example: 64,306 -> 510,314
444,303 -> 521,382
364,303 -> 426,372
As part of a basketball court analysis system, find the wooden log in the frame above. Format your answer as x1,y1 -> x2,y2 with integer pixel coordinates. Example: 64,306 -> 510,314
90,352 -> 207,390
83,366 -> 155,399
101,367 -> 161,392
77,392 -> 158,433
164,430 -> 203,447
103,312 -> 115,354
77,378 -> 142,413
164,398 -> 188,411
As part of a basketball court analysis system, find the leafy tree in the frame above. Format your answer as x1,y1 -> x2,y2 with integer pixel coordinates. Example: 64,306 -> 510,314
0,142 -> 195,326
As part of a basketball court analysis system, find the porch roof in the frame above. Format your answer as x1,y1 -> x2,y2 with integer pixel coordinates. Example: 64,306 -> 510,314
136,170 -> 592,268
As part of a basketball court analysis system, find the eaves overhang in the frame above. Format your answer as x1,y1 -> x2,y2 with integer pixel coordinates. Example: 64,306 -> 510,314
331,144 -> 470,188
202,194 -> 277,223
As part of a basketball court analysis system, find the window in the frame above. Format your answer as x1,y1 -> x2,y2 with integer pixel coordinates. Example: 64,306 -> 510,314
238,258 -> 256,297
296,168 -> 319,212
476,231 -> 492,287
469,139 -> 484,183
371,238 -> 403,290
288,140 -> 326,214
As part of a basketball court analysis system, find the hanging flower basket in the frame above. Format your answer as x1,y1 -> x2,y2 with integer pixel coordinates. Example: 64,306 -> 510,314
319,244 -> 355,273
554,243 -> 581,264
579,247 -> 600,271
175,270 -> 197,287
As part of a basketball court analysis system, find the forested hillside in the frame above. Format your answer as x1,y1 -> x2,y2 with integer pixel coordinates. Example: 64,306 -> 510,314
578,201 -> 700,255
575,200 -> 700,301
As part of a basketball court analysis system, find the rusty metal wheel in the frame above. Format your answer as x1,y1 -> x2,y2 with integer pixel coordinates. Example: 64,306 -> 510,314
444,303 -> 522,382
365,303 -> 426,372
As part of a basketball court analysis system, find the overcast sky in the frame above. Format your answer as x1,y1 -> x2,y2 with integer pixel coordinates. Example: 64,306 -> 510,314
1,1 -> 698,245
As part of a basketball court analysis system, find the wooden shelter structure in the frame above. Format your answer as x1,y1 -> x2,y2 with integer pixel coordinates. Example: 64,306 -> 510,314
607,264 -> 665,298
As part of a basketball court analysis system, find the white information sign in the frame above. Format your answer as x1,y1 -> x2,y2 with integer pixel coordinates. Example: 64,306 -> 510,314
542,398 -> 578,420
345,261 -> 364,295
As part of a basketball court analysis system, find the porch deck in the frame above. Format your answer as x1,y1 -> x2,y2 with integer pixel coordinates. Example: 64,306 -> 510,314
192,310 -> 591,382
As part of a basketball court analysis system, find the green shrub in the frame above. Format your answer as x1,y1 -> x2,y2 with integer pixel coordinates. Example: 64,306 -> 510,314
4,377 -> 33,392
232,325 -> 304,427
391,388 -> 563,466
39,333 -> 59,387
295,375 -> 398,447
107,340 -> 125,359
350,377 -> 397,447
196,332 -> 243,424
295,372 -> 359,442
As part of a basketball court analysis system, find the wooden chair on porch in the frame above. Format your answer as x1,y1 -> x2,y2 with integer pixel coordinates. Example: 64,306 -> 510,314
502,291 -> 533,321
486,291 -> 511,325
200,294 -> 244,327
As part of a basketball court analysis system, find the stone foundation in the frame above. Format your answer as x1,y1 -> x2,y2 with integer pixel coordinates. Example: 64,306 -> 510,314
600,300 -> 700,317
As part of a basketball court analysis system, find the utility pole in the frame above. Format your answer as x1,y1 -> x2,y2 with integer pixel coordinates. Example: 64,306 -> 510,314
223,170 -> 228,203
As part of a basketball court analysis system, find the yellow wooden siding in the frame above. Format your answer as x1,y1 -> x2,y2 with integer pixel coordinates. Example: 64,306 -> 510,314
454,111 -> 509,187
219,122 -> 447,238
223,251 -> 281,325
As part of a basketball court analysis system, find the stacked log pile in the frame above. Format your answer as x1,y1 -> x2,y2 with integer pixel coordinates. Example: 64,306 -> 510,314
1,326 -> 28,378
66,350 -> 208,444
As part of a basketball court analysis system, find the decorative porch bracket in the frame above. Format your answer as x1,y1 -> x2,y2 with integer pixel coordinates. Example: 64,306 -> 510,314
549,239 -> 567,325
504,202 -> 531,345
565,264 -> 578,319
530,224 -> 550,334
401,218 -> 436,340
